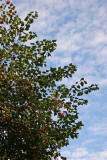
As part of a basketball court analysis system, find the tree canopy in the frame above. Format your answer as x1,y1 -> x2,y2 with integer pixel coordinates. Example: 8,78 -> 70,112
0,0 -> 99,159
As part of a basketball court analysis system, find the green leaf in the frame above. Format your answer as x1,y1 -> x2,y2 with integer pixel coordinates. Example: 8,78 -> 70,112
80,81 -> 84,86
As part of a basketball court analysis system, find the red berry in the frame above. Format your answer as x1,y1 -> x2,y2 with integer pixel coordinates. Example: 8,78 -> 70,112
59,105 -> 63,108
6,1 -> 10,4
0,75 -> 2,78
43,150 -> 46,154
5,115 -> 8,119
41,128 -> 45,131
10,3 -> 13,6
1,18 -> 4,21
1,21 -> 4,24
28,82 -> 31,85
3,108 -> 6,111
12,7 -> 15,10
43,124 -> 46,127
42,137 -> 45,140
0,56 -> 2,58
32,147 -> 35,149
61,113 -> 64,116
15,75 -> 17,78
67,106 -> 70,109
29,103 -> 33,106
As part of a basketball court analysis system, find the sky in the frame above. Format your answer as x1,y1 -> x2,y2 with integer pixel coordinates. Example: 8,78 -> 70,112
1,0 -> 107,159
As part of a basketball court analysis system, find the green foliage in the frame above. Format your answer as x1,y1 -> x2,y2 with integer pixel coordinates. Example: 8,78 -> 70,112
0,0 -> 99,159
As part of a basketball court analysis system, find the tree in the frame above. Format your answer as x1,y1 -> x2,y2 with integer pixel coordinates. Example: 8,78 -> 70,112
0,0 -> 99,159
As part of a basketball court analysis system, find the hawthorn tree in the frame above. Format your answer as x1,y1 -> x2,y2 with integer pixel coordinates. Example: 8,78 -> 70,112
0,0 -> 99,160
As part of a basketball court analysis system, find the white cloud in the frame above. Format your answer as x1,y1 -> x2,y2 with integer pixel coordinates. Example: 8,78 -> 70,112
99,79 -> 107,86
81,139 -> 97,147
60,148 -> 107,160
89,31 -> 107,46
88,118 -> 107,136
47,56 -> 72,67
73,56 -> 83,63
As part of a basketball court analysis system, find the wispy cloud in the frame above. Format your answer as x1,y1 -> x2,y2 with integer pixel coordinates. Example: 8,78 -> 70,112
88,118 -> 107,136
60,148 -> 107,160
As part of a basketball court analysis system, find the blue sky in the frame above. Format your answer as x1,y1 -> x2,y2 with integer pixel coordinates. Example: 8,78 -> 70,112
2,0 -> 107,159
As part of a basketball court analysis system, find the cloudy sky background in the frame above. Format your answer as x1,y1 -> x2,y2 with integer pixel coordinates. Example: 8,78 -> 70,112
2,0 -> 107,159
